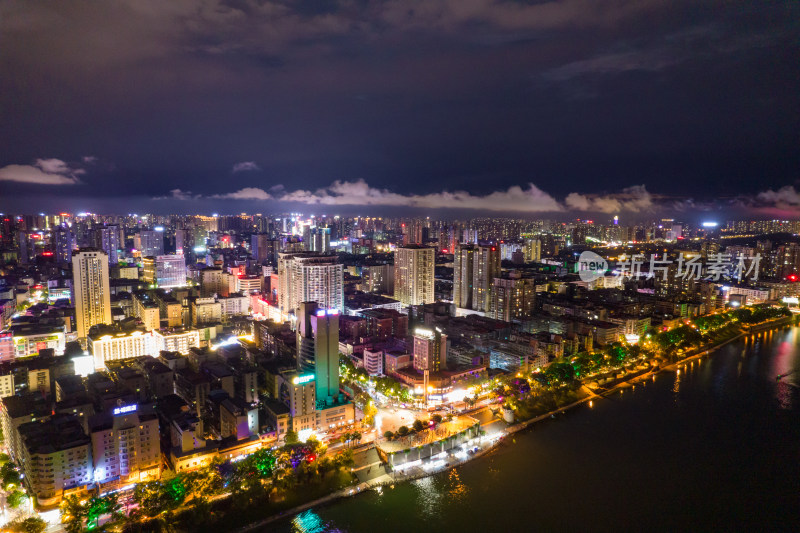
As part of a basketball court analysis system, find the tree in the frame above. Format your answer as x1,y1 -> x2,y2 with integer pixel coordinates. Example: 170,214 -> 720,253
86,493 -> 122,529
317,456 -> 334,479
362,400 -> 378,426
412,419 -> 425,432
6,517 -> 46,533
6,489 -> 27,509
1,462 -> 21,490
182,496 -> 212,531
61,494 -> 87,533
134,480 -> 176,517
383,430 -> 394,440
284,430 -> 299,445
396,425 -> 409,436
431,414 -> 443,424
334,449 -> 355,469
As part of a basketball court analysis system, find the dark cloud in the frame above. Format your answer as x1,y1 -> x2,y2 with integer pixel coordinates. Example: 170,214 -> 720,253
0,0 -> 798,217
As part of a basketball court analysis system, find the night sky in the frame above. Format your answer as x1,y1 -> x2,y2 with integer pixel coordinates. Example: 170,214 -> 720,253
1,0 -> 798,219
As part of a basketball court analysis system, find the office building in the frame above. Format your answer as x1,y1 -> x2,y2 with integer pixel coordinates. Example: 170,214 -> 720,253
72,248 -> 112,339
143,255 -> 188,289
136,230 -> 164,258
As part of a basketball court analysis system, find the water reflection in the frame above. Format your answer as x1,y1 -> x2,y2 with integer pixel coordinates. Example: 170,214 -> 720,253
446,469 -> 469,502
413,475 -> 443,518
672,368 -> 681,399
770,327 -> 799,409
273,326 -> 800,533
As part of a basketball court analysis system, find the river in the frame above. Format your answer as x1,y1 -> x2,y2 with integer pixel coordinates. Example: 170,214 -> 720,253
270,326 -> 800,532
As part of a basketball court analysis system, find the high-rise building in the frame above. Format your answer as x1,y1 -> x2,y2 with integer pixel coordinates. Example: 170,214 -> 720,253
453,245 -> 500,312
136,230 -> 164,258
72,248 -> 112,339
308,227 -> 331,253
394,245 -> 434,306
524,237 -> 541,262
252,233 -> 280,264
776,243 -> 800,280
53,226 -> 75,264
143,255 -> 188,289
296,302 -> 340,404
277,253 -> 344,316
92,225 -> 120,264
175,229 -> 191,256
472,245 -> 500,313
490,273 -> 536,322
413,327 -> 447,372
16,231 -> 32,264
90,403 -> 161,486
453,245 -> 474,309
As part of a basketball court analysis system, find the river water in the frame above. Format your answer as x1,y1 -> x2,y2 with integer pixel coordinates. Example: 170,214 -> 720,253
271,326 -> 800,532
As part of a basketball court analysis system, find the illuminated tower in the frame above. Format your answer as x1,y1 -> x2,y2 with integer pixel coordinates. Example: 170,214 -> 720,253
453,245 -> 474,309
394,245 -> 434,306
296,301 -> 340,404
72,248 -> 112,339
278,252 -> 344,317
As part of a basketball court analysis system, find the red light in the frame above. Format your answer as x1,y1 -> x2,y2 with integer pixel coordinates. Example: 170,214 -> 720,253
789,274 -> 798,282
42,251 -> 54,257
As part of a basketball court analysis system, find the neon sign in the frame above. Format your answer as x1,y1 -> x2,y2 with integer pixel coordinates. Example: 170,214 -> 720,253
113,404 -> 137,416
292,374 -> 315,385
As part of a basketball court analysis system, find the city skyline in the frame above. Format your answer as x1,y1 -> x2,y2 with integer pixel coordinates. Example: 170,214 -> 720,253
1,1 -> 799,217
1,3 -> 799,530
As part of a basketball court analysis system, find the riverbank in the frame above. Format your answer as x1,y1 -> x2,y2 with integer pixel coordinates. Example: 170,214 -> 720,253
236,315 -> 796,532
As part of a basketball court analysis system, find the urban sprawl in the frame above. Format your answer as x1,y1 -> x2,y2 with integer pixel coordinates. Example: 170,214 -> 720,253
0,213 -> 797,531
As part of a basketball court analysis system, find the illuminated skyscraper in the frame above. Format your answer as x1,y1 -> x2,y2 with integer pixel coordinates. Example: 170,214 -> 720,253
136,229 -> 164,257
413,327 -> 447,372
471,245 -> 500,313
92,225 -> 120,264
278,253 -> 344,316
453,245 -> 474,309
72,248 -> 112,339
394,245 -> 434,306
490,272 -> 536,322
53,226 -> 75,264
453,244 -> 500,312
143,255 -> 188,289
252,233 -> 280,264
296,302 -> 340,404
523,237 -> 541,262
